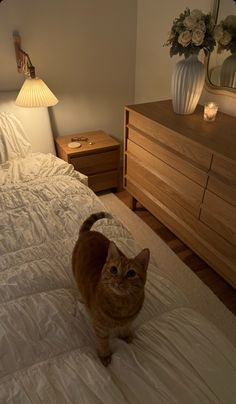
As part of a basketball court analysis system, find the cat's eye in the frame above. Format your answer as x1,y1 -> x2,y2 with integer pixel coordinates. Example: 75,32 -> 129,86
110,266 -> 118,275
126,269 -> 136,278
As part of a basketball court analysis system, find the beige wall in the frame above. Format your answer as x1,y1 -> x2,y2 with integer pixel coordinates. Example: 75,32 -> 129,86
0,0 -> 235,145
135,0 -> 236,117
0,0 -> 137,141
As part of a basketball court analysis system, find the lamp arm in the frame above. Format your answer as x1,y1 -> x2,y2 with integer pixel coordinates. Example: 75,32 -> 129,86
18,48 -> 36,78
13,32 -> 36,78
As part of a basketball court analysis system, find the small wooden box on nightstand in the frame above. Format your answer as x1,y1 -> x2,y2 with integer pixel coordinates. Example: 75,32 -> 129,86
55,130 -> 120,192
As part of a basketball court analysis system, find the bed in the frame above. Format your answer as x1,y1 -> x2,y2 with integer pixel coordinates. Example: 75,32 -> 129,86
0,92 -> 236,404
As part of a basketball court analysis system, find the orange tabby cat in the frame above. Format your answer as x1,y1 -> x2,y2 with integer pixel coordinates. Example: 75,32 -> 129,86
72,211 -> 150,366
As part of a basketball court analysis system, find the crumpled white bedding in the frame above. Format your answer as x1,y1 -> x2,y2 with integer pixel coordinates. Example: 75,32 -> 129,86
0,152 -> 88,185
0,112 -> 32,164
0,157 -> 236,403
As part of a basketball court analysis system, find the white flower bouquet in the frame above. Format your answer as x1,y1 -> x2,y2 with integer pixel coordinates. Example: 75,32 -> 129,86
214,15 -> 236,54
164,8 -> 215,58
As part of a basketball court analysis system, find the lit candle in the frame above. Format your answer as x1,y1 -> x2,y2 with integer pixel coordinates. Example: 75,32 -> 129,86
204,102 -> 219,122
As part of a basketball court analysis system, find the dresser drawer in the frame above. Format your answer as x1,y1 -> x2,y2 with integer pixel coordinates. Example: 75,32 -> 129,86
210,155 -> 236,185
127,110 -> 212,171
208,155 -> 236,206
200,190 -> 236,246
127,126 -> 208,187
70,149 -> 119,175
126,149 -> 203,217
126,176 -> 236,283
207,176 -> 236,207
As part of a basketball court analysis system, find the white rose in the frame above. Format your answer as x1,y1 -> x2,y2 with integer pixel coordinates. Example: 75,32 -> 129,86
190,9 -> 203,21
192,29 -> 205,46
214,24 -> 224,41
219,31 -> 232,46
196,20 -> 206,33
183,16 -> 197,30
178,30 -> 192,47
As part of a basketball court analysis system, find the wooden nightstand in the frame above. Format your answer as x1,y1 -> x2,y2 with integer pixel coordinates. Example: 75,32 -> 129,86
55,130 -> 120,192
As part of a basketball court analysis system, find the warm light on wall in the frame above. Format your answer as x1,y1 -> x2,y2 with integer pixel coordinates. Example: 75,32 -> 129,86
13,32 -> 58,108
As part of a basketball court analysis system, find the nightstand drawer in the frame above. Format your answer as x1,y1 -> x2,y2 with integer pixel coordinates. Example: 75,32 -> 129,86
88,171 -> 119,192
70,149 -> 120,175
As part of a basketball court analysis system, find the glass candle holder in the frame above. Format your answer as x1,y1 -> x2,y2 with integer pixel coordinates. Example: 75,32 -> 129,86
204,102 -> 219,122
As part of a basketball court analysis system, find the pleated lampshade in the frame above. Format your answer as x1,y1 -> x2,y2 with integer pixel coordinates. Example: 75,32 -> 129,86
16,77 -> 58,107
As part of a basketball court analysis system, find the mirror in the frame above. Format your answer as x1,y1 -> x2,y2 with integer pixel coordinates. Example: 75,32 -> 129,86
206,0 -> 236,93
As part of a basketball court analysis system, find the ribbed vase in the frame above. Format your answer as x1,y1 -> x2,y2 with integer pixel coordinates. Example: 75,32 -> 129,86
171,54 -> 205,115
220,53 -> 236,88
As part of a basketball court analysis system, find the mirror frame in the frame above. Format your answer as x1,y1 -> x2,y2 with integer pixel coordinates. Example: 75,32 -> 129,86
205,0 -> 236,97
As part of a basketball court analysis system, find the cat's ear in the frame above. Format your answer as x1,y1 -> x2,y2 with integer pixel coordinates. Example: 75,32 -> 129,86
107,241 -> 119,261
135,248 -> 150,272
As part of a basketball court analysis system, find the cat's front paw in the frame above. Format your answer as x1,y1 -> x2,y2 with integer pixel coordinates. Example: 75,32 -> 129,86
119,331 -> 134,344
99,353 -> 112,367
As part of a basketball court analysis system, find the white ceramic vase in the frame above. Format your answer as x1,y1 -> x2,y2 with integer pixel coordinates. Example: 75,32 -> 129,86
220,53 -> 236,88
171,54 -> 205,115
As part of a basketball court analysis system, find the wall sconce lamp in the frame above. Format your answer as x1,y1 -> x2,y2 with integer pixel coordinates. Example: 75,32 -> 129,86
13,32 -> 58,108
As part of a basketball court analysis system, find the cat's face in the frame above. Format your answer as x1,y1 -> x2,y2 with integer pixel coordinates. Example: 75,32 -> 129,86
101,242 -> 150,296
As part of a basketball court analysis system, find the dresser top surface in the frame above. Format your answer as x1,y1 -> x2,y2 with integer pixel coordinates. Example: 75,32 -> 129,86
126,100 -> 236,162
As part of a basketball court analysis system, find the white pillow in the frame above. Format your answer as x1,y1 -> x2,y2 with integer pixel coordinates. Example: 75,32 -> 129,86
0,112 -> 32,164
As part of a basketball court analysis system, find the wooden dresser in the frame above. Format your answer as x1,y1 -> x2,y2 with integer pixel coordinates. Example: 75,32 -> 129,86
124,100 -> 236,288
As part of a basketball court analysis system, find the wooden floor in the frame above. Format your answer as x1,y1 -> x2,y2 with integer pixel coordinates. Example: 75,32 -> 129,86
115,189 -> 236,316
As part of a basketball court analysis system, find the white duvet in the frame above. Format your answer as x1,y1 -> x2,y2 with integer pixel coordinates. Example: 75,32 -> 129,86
0,152 -> 88,185
0,154 -> 236,404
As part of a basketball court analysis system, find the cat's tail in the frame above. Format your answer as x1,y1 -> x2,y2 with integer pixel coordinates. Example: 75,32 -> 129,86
79,211 -> 113,234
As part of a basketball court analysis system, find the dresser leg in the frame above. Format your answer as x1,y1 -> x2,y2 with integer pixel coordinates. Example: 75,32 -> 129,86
131,197 -> 137,211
